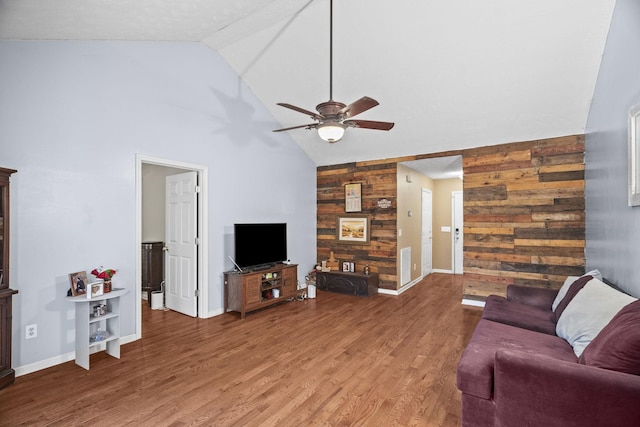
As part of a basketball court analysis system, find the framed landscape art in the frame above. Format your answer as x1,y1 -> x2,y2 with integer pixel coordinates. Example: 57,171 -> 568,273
337,215 -> 370,244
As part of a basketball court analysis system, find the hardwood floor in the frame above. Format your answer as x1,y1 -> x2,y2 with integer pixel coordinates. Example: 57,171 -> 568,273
0,273 -> 482,426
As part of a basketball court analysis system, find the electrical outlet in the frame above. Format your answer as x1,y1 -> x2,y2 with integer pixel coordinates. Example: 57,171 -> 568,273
26,324 -> 37,340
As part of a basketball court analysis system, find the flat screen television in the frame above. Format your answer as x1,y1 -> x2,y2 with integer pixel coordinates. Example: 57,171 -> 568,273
234,223 -> 287,271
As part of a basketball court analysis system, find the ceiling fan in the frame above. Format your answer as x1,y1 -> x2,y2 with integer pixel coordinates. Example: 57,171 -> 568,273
273,0 -> 394,143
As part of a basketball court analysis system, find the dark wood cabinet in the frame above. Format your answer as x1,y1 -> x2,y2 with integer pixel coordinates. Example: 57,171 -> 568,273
0,168 -> 18,390
141,241 -> 164,306
224,264 -> 297,318
316,270 -> 379,297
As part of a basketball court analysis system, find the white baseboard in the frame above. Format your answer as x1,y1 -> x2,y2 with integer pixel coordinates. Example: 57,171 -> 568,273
378,277 -> 423,296
461,298 -> 485,308
206,308 -> 225,318
378,271 -> 461,296
15,333 -> 138,377
15,353 -> 76,377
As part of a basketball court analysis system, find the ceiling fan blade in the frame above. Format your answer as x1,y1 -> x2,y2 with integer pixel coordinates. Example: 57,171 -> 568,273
277,103 -> 324,121
344,119 -> 395,131
338,96 -> 379,118
272,123 -> 318,133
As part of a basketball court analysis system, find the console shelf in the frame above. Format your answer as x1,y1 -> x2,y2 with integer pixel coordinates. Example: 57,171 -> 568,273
67,288 -> 128,370
224,264 -> 297,318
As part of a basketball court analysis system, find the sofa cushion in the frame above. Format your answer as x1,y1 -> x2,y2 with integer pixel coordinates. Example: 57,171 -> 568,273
493,348 -> 640,427
482,295 -> 556,335
553,275 -> 593,323
506,285 -> 558,310
551,269 -> 602,312
457,319 -> 576,400
556,278 -> 637,357
579,299 -> 640,375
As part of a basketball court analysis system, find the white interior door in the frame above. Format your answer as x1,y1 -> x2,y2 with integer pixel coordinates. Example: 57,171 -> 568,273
421,188 -> 433,277
165,171 -> 198,317
452,191 -> 464,274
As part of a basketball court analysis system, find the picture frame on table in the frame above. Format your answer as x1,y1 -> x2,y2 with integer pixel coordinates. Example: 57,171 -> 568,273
88,281 -> 104,299
69,271 -> 88,296
342,261 -> 355,272
337,215 -> 370,244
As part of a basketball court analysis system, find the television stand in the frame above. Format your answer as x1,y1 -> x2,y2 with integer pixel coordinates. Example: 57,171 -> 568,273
243,263 -> 277,273
224,264 -> 297,318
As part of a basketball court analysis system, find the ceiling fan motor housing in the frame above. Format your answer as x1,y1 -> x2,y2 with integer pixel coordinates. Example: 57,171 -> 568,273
316,100 -> 347,120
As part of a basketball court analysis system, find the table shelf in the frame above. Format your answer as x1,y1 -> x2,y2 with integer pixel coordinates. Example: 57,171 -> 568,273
67,288 -> 127,369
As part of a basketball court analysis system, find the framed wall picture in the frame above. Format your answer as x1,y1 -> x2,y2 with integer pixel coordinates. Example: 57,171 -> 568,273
69,271 -> 88,296
88,281 -> 104,299
629,101 -> 640,206
344,183 -> 362,212
337,215 -> 370,244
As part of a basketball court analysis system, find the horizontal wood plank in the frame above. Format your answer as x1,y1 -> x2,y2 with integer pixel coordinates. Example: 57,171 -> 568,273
461,135 -> 585,298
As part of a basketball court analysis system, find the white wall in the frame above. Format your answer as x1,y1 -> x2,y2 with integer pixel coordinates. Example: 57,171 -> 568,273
585,0 -> 640,296
0,40 -> 317,371
141,164 -> 185,242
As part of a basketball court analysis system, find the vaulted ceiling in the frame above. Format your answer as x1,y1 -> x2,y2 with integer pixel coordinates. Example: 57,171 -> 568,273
0,0 -> 616,168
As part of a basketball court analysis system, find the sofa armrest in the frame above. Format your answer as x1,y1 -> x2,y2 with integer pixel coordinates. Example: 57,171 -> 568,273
506,285 -> 557,310
494,349 -> 640,427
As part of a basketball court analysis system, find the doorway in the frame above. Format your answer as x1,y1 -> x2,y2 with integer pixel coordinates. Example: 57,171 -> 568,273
452,191 -> 464,274
135,155 -> 209,339
421,188 -> 433,277
400,156 -> 462,276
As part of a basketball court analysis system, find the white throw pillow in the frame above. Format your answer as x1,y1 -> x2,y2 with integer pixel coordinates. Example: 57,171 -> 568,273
552,269 -> 603,312
556,278 -> 636,357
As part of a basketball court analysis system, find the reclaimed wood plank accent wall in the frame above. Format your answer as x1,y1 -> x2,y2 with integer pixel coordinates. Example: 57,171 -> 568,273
317,160 -> 398,290
315,135 -> 584,296
462,135 -> 586,300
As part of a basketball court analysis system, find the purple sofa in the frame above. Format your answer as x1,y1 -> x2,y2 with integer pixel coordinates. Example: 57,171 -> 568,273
457,276 -> 640,427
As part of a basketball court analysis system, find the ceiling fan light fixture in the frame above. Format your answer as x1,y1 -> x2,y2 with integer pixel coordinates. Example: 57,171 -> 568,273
317,122 -> 345,143
272,0 -> 393,140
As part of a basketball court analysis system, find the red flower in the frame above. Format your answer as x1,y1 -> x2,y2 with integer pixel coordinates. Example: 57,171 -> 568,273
91,267 -> 117,280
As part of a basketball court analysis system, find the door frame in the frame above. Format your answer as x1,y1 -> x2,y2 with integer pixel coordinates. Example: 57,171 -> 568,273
135,154 -> 209,338
421,188 -> 433,278
451,190 -> 463,274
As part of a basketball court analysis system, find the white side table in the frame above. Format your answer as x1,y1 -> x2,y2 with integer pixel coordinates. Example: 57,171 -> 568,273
66,288 -> 128,369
